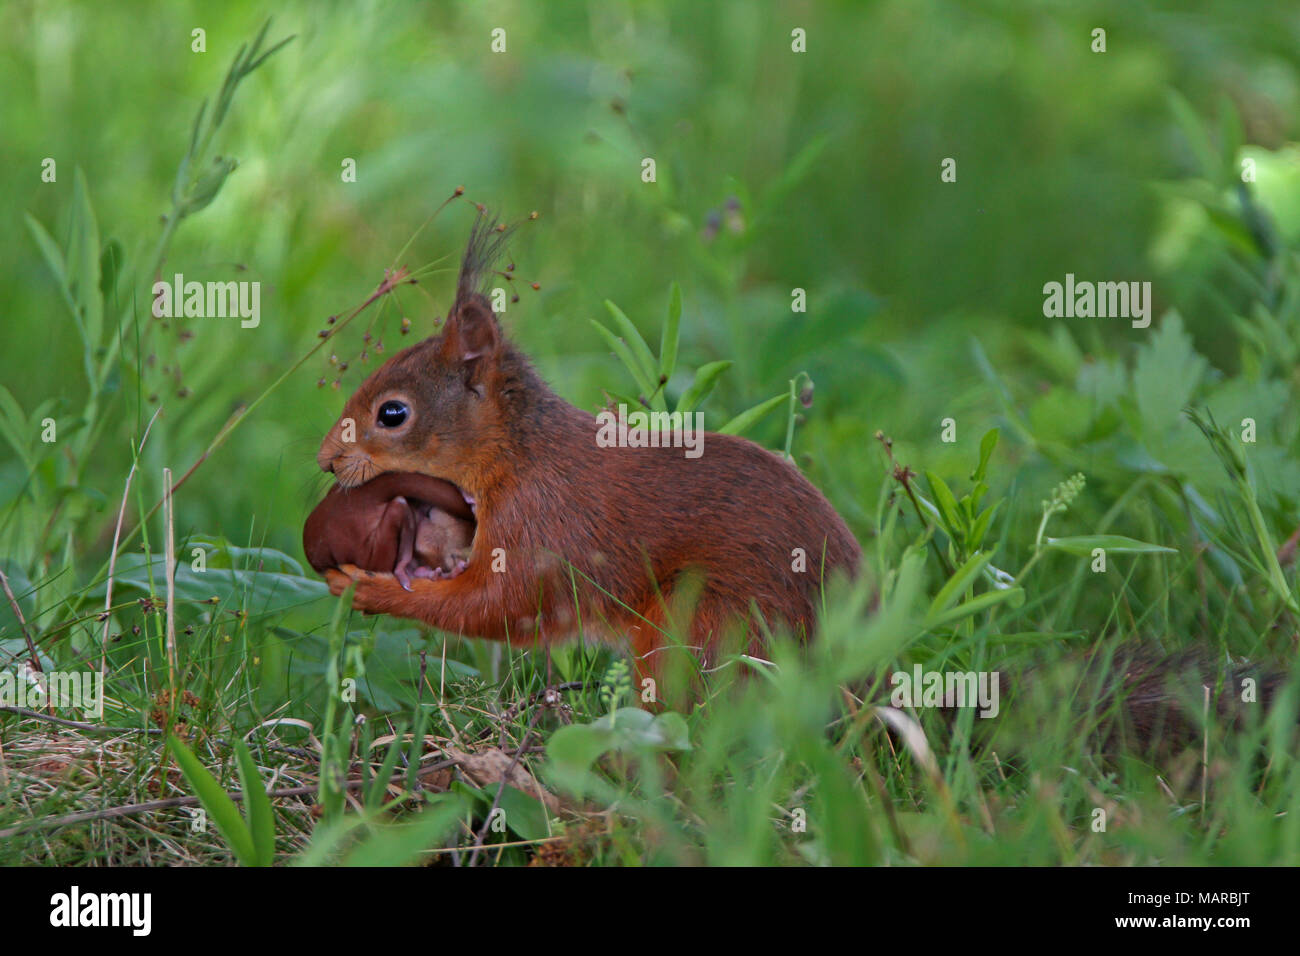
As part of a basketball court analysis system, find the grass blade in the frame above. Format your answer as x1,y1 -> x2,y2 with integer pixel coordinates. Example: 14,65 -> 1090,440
168,735 -> 256,865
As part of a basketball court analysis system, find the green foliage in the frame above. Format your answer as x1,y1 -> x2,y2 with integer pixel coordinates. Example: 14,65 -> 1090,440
168,735 -> 275,866
593,285 -> 788,436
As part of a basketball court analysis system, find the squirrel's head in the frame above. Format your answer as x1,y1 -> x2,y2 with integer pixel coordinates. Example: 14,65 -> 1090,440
317,212 -> 526,494
316,293 -> 512,491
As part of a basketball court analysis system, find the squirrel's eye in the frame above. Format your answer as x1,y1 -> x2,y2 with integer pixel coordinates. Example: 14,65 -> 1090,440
376,400 -> 409,428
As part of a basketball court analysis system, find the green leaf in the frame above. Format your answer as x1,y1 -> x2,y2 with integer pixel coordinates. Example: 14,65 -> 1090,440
0,386 -> 34,471
24,214 -> 69,296
968,500 -> 1003,551
1134,311 -> 1207,433
405,705 -> 430,793
180,156 -> 239,219
234,738 -> 276,866
168,735 -> 256,865
971,428 -> 999,483
1044,535 -> 1177,556
925,471 -> 964,540
458,782 -> 552,842
660,282 -> 682,382
545,722 -> 615,778
926,550 -> 995,624
366,733 -> 408,812
337,798 -> 465,867
758,133 -> 831,223
603,301 -> 661,404
1168,90 -> 1221,182
546,708 -> 691,779
676,360 -> 732,413
718,392 -> 785,436
590,319 -> 658,400
1217,96 -> 1244,182
926,587 -> 1025,630
94,553 -> 330,612
99,238 -> 124,299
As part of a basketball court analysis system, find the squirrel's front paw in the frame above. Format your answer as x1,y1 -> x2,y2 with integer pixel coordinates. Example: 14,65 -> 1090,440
324,567 -> 356,596
328,563 -> 419,614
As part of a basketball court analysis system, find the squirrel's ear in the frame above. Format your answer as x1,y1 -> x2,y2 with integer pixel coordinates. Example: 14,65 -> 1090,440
441,295 -> 501,382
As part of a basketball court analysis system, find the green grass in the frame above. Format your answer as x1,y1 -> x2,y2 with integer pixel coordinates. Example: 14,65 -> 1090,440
3,1 -> 1300,866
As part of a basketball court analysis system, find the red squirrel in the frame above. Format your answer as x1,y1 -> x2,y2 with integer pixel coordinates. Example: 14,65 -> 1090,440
308,215 -> 861,678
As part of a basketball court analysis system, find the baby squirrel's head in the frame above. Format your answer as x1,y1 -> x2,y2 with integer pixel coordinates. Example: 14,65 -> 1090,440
317,213 -> 523,494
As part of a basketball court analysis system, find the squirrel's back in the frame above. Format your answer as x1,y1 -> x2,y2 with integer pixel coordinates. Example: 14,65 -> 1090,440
465,367 -> 861,666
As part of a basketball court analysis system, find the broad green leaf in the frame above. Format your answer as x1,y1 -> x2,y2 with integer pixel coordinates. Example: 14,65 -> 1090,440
94,553 -> 330,611
546,708 -> 691,780
545,722 -> 614,777
457,782 -> 551,842
337,798 -> 465,867
1134,312 -> 1207,433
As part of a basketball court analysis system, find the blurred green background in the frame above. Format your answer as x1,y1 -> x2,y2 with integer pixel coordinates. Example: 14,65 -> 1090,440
3,0 -> 1300,570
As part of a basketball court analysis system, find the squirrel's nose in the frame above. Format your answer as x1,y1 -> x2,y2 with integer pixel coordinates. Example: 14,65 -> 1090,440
316,443 -> 336,473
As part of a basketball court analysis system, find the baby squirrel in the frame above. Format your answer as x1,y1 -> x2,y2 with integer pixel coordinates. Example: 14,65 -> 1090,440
303,471 -> 474,589
309,214 -> 861,678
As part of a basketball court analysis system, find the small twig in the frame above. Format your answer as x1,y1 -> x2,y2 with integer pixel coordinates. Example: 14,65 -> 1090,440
1201,684 -> 1210,819
0,568 -> 41,679
418,649 -> 428,704
465,706 -> 545,867
0,705 -> 162,734
163,466 -> 178,701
